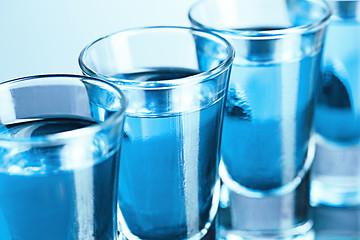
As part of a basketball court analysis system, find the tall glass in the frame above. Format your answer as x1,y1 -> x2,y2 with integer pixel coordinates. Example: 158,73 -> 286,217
78,26 -> 234,240
189,0 -> 330,239
0,74 -> 127,240
312,0 -> 360,207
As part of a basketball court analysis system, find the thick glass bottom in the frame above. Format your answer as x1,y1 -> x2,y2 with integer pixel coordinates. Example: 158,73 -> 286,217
218,169 -> 312,240
312,204 -> 360,240
218,221 -> 314,240
311,137 -> 360,207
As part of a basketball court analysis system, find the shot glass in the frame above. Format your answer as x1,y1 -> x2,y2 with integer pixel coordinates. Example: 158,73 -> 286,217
79,26 -> 234,240
189,0 -> 330,239
312,0 -> 360,207
0,74 -> 127,240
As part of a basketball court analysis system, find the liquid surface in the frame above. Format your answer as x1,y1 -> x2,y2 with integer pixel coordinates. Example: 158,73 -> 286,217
0,117 -> 119,240
113,67 -> 222,118
5,117 -> 91,136
116,67 -> 199,82
231,27 -> 289,31
116,68 -> 224,240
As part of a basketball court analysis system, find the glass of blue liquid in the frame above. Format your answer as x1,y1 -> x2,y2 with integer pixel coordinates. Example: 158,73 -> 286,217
0,74 -> 127,240
78,26 -> 234,240
189,0 -> 330,239
312,0 -> 360,207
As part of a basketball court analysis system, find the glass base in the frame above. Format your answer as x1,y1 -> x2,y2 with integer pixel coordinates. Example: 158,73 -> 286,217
312,204 -> 360,240
218,170 -> 313,240
119,222 -> 217,240
310,138 -> 360,207
218,222 -> 314,240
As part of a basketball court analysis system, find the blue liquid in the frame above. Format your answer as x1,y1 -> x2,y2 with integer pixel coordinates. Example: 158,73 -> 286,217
218,55 -> 319,239
311,15 -> 360,207
116,69 -> 224,239
0,118 -> 119,240
315,21 -> 360,144
221,53 -> 319,193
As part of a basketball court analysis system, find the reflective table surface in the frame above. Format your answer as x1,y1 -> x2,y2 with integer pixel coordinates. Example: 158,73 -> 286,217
313,205 -> 360,239
202,206 -> 360,240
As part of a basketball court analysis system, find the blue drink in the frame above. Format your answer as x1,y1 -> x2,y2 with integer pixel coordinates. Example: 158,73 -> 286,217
78,26 -> 234,240
312,1 -> 360,206
218,54 -> 319,236
221,54 -> 319,194
116,69 -> 223,239
315,22 -> 360,143
188,0 -> 330,238
0,117 -> 120,240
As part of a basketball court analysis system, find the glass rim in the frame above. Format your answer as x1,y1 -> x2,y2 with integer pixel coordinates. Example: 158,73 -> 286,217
78,26 -> 235,90
0,74 -> 128,144
188,0 -> 332,38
